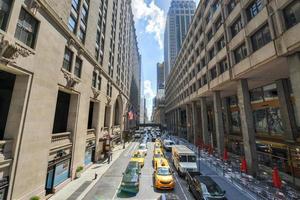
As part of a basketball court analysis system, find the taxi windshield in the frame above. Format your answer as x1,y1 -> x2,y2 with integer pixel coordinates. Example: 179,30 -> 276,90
154,153 -> 162,158
157,167 -> 171,176
133,153 -> 143,158
138,145 -> 146,150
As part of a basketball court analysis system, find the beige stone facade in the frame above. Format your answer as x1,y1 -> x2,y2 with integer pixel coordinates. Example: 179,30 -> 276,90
166,0 -> 300,187
0,0 -> 140,199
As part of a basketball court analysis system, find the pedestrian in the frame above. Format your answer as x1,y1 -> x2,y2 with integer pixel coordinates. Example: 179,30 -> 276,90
94,173 -> 98,180
107,149 -> 112,164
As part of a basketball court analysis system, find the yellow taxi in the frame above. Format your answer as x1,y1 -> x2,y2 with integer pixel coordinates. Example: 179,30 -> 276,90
154,159 -> 175,190
154,140 -> 163,151
130,151 -> 145,167
153,148 -> 164,168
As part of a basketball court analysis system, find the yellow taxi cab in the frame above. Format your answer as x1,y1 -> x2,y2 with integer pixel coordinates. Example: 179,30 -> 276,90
154,140 -> 162,151
130,151 -> 145,167
154,159 -> 175,190
153,148 -> 164,168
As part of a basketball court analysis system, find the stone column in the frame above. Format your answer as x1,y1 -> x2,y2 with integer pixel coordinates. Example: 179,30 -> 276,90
288,53 -> 300,128
200,97 -> 209,145
213,91 -> 225,156
177,108 -> 181,137
192,101 -> 200,145
222,98 -> 231,135
186,104 -> 193,142
276,79 -> 297,142
237,79 -> 258,176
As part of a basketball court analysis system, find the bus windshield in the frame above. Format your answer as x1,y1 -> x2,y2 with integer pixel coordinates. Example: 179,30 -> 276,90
179,155 -> 196,162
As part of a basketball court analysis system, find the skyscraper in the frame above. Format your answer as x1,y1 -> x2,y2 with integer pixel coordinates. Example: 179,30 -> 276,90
157,62 -> 165,92
164,0 -> 196,79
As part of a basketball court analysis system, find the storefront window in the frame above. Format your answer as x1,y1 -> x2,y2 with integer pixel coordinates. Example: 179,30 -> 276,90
268,108 -> 284,135
53,160 -> 70,187
263,84 -> 278,100
231,111 -> 241,133
250,87 -> 263,102
84,148 -> 92,165
253,109 -> 268,133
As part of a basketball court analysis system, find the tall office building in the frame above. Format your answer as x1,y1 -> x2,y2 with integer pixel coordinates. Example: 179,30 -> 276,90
166,0 -> 300,188
164,0 -> 196,79
157,62 -> 165,91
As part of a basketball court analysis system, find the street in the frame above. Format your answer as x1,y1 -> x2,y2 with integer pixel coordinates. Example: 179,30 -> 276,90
83,141 -> 253,200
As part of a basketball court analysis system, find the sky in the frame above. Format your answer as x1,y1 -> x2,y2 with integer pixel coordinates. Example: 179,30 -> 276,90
131,0 -> 200,119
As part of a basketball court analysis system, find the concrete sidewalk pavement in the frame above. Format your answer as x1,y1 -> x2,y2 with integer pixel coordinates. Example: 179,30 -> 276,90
49,142 -> 131,200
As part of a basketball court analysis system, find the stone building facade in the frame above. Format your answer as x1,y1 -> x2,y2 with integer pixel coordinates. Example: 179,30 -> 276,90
0,0 -> 140,199
166,0 -> 300,187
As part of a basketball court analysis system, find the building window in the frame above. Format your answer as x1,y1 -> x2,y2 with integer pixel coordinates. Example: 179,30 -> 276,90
217,35 -> 225,51
234,43 -> 247,64
62,47 -> 73,72
263,83 -> 278,100
69,0 -> 80,33
97,75 -> 101,90
74,57 -> 82,78
68,15 -> 77,32
207,29 -> 213,41
208,48 -> 215,61
219,58 -> 228,74
251,24 -> 271,51
227,0 -> 236,15
203,74 -> 207,85
0,0 -> 12,31
15,8 -> 39,48
214,16 -> 222,31
210,66 -> 217,80
246,0 -> 263,21
231,16 -> 243,38
212,1 -> 220,12
283,1 -> 300,29
250,87 -> 263,102
92,71 -> 97,88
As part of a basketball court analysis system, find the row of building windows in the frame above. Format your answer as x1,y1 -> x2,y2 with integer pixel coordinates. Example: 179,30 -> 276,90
166,0 -> 300,106
62,47 -> 82,78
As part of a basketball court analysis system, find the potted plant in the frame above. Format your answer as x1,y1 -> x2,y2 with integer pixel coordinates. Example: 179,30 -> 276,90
30,196 -> 40,200
76,166 -> 84,178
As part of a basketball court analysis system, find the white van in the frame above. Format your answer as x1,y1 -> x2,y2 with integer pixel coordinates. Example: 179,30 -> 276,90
163,139 -> 175,151
172,145 -> 198,176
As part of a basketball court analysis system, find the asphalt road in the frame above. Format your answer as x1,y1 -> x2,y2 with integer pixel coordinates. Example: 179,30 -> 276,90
83,141 -> 194,200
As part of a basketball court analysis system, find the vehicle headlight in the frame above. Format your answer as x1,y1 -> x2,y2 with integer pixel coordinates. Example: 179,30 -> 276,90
121,182 -> 125,186
134,182 -> 139,186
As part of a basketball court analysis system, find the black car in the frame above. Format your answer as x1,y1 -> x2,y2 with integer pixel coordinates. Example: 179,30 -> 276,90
186,172 -> 226,200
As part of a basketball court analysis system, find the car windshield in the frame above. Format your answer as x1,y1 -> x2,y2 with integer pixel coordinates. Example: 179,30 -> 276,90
133,153 -> 143,158
179,155 -> 187,162
138,145 -> 146,150
157,167 -> 171,176
125,168 -> 138,174
188,155 -> 196,162
154,154 -> 162,158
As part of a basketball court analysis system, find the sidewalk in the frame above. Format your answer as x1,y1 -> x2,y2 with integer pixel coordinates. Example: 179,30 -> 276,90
49,143 -> 129,200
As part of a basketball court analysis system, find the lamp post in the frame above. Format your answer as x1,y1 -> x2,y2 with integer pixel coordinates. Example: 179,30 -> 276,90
122,114 -> 126,149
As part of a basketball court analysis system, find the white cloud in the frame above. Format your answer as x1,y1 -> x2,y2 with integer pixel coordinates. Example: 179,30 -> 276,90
143,80 -> 155,119
132,0 -> 166,49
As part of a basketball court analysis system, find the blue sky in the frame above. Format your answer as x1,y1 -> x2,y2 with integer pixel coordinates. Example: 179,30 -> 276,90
132,0 -> 200,118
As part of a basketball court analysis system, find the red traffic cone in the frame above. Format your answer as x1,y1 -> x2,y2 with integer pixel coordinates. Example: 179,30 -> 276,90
208,145 -> 213,155
240,157 -> 247,173
223,148 -> 228,161
272,166 -> 282,189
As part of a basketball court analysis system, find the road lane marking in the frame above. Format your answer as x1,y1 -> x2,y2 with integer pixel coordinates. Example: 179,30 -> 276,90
112,181 -> 122,200
174,173 -> 188,200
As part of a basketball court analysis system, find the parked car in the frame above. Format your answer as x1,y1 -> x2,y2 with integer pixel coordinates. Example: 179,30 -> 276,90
186,172 -> 226,200
130,151 -> 145,167
120,161 -> 141,193
163,139 -> 175,151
